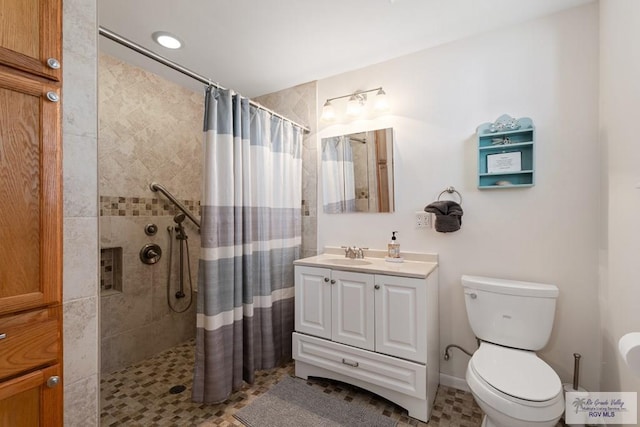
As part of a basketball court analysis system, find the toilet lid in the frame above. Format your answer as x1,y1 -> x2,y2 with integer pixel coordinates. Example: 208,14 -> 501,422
471,343 -> 561,402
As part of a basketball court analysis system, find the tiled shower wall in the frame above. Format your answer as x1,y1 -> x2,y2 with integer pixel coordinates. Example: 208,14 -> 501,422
98,53 -> 202,373
63,0 -> 100,424
255,82 -> 318,258
99,54 -> 203,200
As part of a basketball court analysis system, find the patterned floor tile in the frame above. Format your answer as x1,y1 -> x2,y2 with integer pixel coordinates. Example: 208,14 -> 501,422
101,340 -> 484,426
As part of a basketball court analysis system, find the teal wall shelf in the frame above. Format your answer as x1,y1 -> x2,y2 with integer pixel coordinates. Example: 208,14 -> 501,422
476,115 -> 535,189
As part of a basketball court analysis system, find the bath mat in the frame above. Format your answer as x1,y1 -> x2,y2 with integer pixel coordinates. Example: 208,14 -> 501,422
234,376 -> 397,427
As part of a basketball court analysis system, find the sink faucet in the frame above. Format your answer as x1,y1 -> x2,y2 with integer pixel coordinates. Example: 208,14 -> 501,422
342,246 -> 367,259
343,246 -> 356,259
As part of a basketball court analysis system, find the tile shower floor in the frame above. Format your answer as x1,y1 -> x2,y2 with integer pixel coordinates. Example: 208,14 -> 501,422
100,339 -> 484,426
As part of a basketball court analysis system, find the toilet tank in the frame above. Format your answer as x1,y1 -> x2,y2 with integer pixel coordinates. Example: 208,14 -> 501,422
461,275 -> 559,351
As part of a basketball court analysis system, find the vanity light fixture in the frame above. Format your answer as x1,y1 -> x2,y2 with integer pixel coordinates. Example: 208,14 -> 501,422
152,31 -> 183,49
374,88 -> 389,111
346,93 -> 365,116
321,100 -> 335,121
321,87 -> 389,121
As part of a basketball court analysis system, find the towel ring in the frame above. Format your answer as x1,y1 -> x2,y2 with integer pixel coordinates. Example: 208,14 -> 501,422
437,186 -> 462,204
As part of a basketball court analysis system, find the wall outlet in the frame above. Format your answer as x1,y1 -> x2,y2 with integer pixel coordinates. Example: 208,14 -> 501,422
415,211 -> 431,229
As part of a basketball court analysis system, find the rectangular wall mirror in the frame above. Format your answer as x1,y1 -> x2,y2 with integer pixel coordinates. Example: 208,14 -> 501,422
321,128 -> 394,213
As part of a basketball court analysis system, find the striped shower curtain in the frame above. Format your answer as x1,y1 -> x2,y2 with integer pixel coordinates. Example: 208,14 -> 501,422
192,87 -> 302,403
321,136 -> 356,213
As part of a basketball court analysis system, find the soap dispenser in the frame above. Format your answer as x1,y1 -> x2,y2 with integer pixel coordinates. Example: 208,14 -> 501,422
387,231 -> 400,259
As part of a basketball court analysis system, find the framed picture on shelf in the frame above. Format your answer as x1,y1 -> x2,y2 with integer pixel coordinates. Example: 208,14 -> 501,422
487,151 -> 521,174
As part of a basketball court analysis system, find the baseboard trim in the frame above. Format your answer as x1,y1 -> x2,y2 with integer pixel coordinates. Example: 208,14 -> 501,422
439,373 -> 470,392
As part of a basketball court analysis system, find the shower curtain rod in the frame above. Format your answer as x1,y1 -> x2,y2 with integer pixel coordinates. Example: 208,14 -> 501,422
98,26 -> 311,133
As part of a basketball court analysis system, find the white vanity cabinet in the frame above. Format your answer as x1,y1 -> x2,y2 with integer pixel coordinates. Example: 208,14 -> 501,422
295,267 -> 375,350
295,267 -> 426,360
292,253 -> 438,423
375,274 -> 427,362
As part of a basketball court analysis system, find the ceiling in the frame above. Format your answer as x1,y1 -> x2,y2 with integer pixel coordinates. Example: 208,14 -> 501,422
98,0 -> 592,98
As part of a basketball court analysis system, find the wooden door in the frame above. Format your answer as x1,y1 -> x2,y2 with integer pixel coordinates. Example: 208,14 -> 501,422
374,275 -> 426,362
0,68 -> 62,316
331,270 -> 374,350
0,0 -> 62,81
294,266 -> 332,339
374,129 -> 390,212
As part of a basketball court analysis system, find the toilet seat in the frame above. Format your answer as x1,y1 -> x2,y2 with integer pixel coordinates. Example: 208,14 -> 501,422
466,343 -> 564,424
471,342 -> 561,402
467,363 -> 565,424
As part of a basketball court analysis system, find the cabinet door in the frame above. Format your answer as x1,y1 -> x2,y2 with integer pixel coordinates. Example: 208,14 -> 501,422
331,270 -> 374,351
0,68 -> 62,315
0,364 -> 62,426
295,266 -> 332,339
0,0 -> 62,81
375,275 -> 426,362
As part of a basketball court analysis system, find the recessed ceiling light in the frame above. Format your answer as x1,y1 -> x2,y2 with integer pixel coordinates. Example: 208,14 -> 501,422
152,31 -> 182,49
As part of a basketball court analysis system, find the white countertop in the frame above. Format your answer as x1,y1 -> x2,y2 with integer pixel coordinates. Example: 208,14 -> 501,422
294,247 -> 438,279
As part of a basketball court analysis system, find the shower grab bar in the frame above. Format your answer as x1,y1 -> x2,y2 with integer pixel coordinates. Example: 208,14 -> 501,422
149,182 -> 201,230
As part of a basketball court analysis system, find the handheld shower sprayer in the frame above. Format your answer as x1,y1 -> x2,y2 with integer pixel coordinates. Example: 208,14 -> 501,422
173,212 -> 186,224
173,212 -> 187,240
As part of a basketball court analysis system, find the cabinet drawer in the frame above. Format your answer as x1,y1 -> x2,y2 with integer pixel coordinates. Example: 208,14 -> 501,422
293,332 -> 426,399
0,308 -> 59,381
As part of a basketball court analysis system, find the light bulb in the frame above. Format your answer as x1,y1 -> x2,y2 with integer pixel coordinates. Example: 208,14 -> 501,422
152,31 -> 182,49
346,95 -> 363,116
321,100 -> 335,121
374,89 -> 389,111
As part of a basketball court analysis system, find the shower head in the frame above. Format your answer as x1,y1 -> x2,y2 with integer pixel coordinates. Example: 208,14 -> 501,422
173,212 -> 186,224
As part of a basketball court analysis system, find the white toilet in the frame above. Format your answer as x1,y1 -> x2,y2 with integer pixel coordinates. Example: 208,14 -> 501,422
461,275 -> 564,427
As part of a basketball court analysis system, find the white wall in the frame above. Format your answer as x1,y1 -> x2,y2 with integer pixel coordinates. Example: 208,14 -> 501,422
599,0 -> 640,408
317,4 -> 601,388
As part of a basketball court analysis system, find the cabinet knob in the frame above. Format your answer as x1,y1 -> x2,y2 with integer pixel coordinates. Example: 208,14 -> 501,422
324,277 -> 329,282
46,58 -> 61,70
46,376 -> 60,388
0,333 -> 6,340
330,279 -> 336,284
374,284 -> 380,290
46,91 -> 60,102
469,293 -> 477,299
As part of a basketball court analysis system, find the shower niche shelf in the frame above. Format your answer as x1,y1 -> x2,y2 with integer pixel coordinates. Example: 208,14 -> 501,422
101,247 -> 123,294
476,115 -> 535,189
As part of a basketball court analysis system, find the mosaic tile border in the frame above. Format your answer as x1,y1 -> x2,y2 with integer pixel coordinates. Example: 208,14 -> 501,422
102,195 -> 311,217
100,195 -> 200,217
